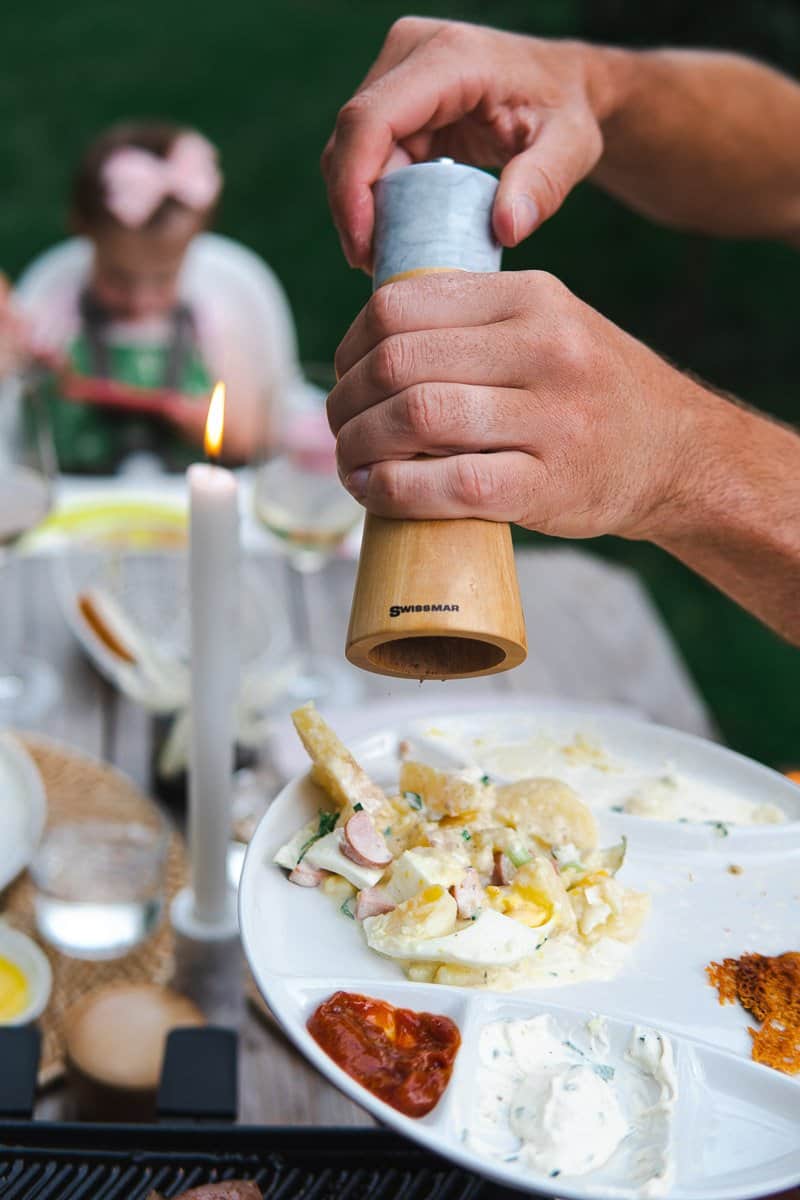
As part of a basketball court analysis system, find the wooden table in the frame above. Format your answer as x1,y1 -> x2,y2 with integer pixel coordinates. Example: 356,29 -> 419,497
16,545 -> 714,1124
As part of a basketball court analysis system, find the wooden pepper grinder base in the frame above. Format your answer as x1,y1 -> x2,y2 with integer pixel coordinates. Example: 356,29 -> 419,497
344,160 -> 527,680
347,513 -> 526,679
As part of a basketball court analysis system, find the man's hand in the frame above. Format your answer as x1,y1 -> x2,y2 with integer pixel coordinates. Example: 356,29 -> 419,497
325,19 -> 800,264
329,270 -> 705,542
322,17 -> 622,268
330,270 -> 800,644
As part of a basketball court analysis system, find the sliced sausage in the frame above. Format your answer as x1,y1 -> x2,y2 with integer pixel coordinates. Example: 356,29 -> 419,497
491,850 -> 513,887
342,811 -> 393,869
450,868 -> 483,919
289,861 -> 327,887
355,886 -> 396,920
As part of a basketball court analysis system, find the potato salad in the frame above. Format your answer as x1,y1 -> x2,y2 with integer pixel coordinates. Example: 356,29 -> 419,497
274,704 -> 650,988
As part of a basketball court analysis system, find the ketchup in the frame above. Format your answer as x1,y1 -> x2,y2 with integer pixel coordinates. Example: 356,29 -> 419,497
307,991 -> 460,1117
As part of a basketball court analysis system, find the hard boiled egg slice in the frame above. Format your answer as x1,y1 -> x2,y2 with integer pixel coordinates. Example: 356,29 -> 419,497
387,847 -> 469,903
365,905 -> 554,967
273,820 -> 317,871
304,830 -> 386,890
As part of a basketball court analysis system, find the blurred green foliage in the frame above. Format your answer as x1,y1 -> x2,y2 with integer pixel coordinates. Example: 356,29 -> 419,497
3,0 -> 798,764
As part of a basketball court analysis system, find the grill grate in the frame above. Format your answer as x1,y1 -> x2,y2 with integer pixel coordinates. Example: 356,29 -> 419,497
0,1127 -> 500,1200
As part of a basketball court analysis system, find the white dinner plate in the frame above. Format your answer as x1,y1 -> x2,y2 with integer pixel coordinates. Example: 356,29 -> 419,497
0,733 -> 47,893
241,698 -> 800,1200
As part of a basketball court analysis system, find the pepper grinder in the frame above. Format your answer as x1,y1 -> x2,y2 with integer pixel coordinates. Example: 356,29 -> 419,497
345,159 -> 527,680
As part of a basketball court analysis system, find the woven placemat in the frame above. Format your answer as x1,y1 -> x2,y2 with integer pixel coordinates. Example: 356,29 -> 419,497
2,736 -> 188,1088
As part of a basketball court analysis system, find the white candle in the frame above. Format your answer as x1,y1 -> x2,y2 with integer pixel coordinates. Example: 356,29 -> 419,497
187,384 -> 239,927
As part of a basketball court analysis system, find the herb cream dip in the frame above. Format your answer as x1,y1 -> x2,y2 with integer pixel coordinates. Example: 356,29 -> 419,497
466,1013 -> 677,1195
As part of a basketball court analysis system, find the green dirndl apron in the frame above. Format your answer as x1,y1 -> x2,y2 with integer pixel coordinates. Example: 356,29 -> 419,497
43,292 -> 212,473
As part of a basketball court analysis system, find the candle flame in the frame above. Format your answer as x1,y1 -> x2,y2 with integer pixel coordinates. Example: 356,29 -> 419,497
204,382 -> 226,459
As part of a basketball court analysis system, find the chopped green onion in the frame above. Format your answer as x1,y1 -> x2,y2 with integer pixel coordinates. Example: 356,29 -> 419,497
461,828 -> 472,842
404,791 -> 423,810
353,802 -> 364,812
340,897 -> 355,920
708,820 -> 730,838
480,774 -> 491,785
383,826 -> 392,837
610,805 -> 624,813
508,845 -> 532,868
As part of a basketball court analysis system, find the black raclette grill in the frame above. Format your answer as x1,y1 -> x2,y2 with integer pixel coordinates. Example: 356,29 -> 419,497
0,1124 -> 496,1200
0,1027 -> 519,1200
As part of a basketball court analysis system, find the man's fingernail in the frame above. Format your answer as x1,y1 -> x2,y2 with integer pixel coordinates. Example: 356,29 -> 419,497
347,468 -> 370,499
511,195 -> 539,242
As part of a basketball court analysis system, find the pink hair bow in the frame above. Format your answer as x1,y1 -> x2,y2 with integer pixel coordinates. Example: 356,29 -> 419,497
101,133 -> 222,228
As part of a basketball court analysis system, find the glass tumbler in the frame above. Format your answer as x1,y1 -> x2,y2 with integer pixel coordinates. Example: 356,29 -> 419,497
30,809 -> 169,960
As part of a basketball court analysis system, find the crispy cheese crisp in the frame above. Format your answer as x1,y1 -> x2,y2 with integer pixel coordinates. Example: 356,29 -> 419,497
706,951 -> 800,1074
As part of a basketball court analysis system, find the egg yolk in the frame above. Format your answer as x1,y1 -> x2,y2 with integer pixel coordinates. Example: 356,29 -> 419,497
0,955 -> 29,1021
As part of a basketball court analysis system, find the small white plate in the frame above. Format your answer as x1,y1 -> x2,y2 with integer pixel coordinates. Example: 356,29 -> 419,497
241,699 -> 800,1200
0,733 -> 47,893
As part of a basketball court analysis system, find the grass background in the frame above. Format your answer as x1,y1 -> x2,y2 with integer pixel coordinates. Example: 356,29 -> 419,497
3,0 -> 799,766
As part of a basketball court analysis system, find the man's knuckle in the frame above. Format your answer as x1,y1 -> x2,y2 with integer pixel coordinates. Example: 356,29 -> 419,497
332,343 -> 348,381
561,399 -> 595,453
388,15 -> 424,40
437,20 -> 471,51
334,421 -> 355,468
526,269 -> 569,302
557,320 -> 599,379
453,456 -> 492,507
371,335 -> 407,393
403,385 -> 439,439
336,95 -> 371,131
375,461 -> 404,506
325,389 -> 342,434
368,284 -> 402,338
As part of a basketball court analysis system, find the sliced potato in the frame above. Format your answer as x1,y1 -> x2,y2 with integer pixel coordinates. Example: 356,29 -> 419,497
399,761 -> 493,818
321,874 -> 356,903
495,777 -> 598,851
291,702 -> 386,812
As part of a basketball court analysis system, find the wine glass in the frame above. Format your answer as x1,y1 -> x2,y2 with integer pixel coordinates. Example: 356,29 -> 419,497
254,364 -> 364,707
0,374 -> 60,722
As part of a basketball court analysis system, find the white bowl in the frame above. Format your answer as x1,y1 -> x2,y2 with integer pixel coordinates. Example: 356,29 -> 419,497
0,923 -> 52,1024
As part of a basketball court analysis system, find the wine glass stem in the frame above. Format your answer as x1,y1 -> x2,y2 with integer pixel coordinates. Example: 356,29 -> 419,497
285,558 -> 312,657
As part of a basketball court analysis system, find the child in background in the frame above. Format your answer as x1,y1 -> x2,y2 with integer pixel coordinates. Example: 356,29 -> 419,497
0,122 -> 299,472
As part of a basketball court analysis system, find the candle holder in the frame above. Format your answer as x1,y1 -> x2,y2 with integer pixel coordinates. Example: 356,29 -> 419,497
170,886 -> 238,941
345,161 -> 527,680
169,886 -> 242,1027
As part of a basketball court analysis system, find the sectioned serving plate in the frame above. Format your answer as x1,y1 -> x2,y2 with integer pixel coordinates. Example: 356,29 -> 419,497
240,699 -> 800,1200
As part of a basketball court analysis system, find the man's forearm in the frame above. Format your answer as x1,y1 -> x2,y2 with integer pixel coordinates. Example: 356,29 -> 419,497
651,396 -> 800,644
591,47 -> 800,244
